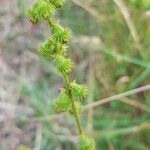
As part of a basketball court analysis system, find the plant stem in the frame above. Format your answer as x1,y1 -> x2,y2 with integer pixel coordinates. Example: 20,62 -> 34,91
63,73 -> 83,135
48,18 -> 53,27
47,18 -> 83,136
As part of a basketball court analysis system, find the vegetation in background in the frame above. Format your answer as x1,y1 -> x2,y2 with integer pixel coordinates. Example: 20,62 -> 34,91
0,0 -> 149,149
23,0 -> 150,149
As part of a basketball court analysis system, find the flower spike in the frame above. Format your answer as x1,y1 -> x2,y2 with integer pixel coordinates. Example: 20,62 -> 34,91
26,0 -> 95,148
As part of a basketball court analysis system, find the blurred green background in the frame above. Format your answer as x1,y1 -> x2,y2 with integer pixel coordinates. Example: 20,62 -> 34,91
0,0 -> 150,149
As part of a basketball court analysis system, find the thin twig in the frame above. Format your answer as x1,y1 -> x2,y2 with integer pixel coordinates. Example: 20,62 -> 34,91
83,84 -> 150,110
71,0 -> 142,52
120,98 -> 150,112
87,40 -> 95,132
94,122 -> 150,137
36,84 -> 150,121
71,0 -> 104,21
112,0 -> 141,50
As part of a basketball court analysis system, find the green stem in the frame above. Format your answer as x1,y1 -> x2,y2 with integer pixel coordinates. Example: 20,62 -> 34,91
47,18 -> 83,136
48,18 -> 53,27
63,73 -> 83,135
